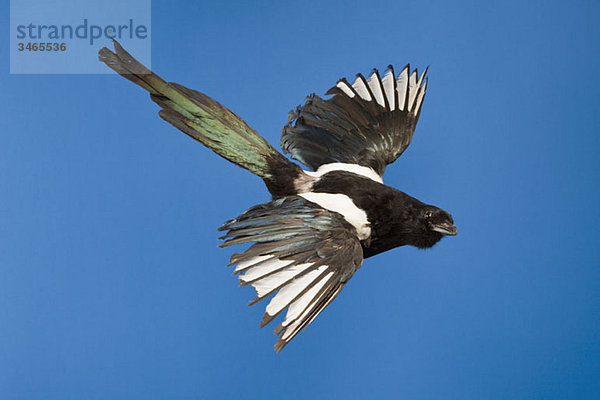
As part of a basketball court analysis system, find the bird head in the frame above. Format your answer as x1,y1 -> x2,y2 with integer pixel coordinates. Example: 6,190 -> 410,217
423,207 -> 457,236
408,206 -> 457,249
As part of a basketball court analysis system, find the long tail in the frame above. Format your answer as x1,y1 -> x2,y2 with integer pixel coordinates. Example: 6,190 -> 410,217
98,40 -> 298,192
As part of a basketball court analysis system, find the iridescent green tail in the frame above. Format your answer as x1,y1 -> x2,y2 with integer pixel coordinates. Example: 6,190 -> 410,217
99,40 -> 290,180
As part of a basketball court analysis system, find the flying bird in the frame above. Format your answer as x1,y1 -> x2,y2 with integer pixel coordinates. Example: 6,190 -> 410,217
99,41 -> 457,352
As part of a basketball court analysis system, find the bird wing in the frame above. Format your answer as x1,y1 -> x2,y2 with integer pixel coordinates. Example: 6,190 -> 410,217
281,65 -> 428,176
219,196 -> 363,352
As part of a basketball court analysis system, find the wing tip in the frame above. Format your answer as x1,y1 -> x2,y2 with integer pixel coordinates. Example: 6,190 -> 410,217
274,338 -> 287,353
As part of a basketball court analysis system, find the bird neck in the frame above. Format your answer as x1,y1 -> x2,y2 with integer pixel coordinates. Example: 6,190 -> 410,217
310,171 -> 444,258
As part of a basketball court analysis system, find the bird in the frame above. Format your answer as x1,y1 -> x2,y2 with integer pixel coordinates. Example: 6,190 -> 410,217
99,40 -> 457,352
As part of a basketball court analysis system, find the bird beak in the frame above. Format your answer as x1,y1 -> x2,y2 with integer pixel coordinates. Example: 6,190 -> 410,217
432,222 -> 458,236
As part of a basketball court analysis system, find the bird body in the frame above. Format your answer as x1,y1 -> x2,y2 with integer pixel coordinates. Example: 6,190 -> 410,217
99,40 -> 456,351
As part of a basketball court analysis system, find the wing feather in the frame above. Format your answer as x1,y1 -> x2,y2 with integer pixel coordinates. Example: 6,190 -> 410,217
397,64 -> 410,111
381,65 -> 396,110
281,64 -> 428,176
352,73 -> 372,101
220,196 -> 363,352
367,69 -> 386,108
407,68 -> 419,111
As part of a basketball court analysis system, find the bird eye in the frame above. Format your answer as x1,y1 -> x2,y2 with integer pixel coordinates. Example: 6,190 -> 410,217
425,211 -> 433,219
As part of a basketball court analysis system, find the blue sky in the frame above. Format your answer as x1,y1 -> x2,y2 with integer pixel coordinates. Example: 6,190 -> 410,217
1,0 -> 599,399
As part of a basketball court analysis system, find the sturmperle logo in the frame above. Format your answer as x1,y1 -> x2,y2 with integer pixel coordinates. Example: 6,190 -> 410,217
10,0 -> 151,74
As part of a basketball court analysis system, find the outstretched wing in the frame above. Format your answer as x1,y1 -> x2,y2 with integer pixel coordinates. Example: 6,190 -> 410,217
219,196 -> 363,352
281,65 -> 428,176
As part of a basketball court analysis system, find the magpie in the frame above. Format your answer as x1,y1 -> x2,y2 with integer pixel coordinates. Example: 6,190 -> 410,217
99,41 -> 457,352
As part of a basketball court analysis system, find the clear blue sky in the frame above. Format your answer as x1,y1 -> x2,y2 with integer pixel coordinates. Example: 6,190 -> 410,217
1,1 -> 599,399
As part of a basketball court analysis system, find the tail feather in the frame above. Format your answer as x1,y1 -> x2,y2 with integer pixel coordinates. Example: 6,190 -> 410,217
98,40 -> 291,181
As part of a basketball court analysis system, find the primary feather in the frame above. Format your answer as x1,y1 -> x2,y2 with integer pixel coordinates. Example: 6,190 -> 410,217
281,64 -> 428,176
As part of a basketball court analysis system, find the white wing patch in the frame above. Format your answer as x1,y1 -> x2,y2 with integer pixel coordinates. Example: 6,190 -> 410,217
265,265 -> 330,317
299,192 -> 371,240
339,64 -> 427,116
238,256 -> 295,283
243,262 -> 313,297
237,256 -> 334,326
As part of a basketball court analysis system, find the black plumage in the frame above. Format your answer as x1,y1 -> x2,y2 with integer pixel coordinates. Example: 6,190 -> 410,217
99,41 -> 456,352
310,171 -> 455,257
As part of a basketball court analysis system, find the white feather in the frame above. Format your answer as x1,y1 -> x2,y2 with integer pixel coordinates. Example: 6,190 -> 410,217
352,76 -> 372,101
282,271 -> 335,328
248,263 -> 313,298
304,162 -> 383,183
303,284 -> 342,328
299,192 -> 371,240
336,81 -> 355,97
367,71 -> 385,107
397,66 -> 409,110
381,68 -> 396,110
266,265 -> 329,317
411,70 -> 427,113
407,70 -> 418,112
239,257 -> 294,283
234,255 -> 271,273
414,78 -> 427,116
